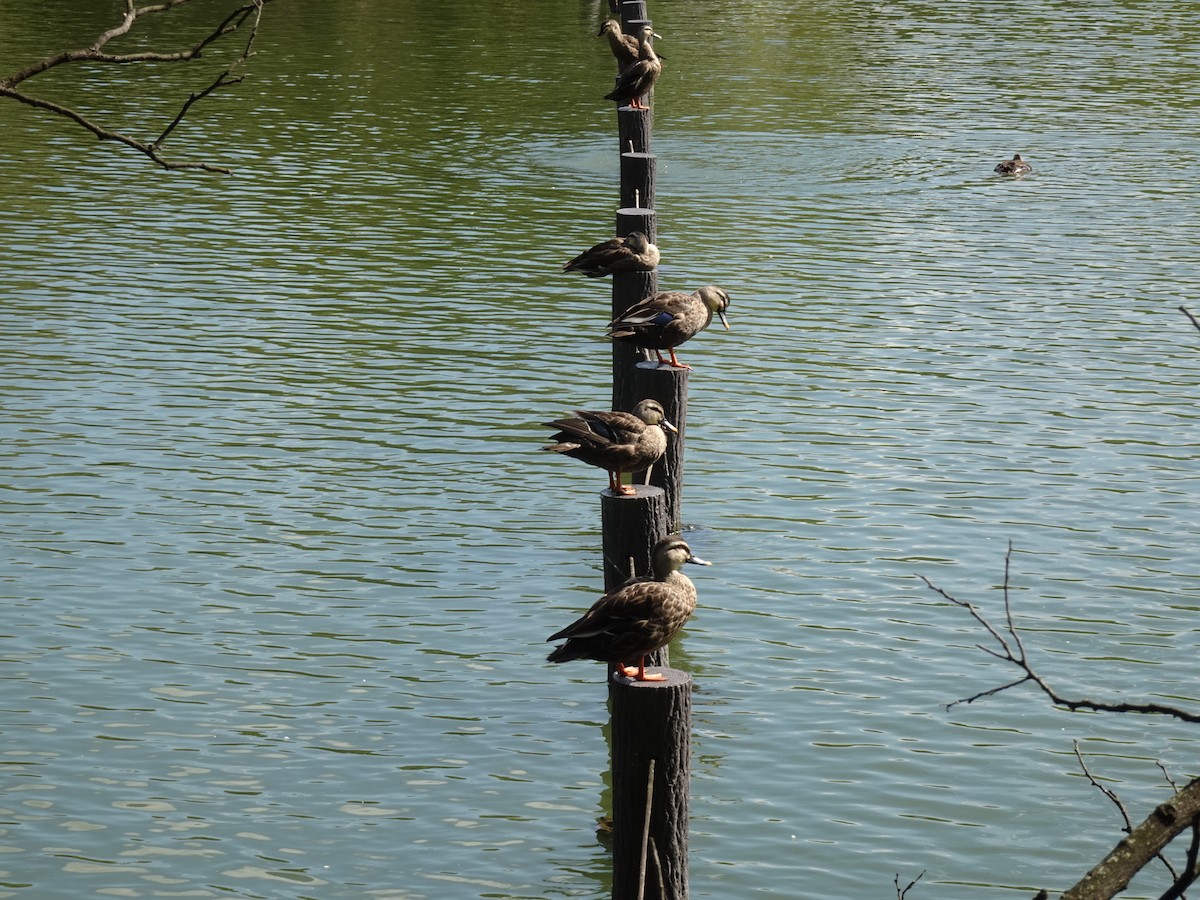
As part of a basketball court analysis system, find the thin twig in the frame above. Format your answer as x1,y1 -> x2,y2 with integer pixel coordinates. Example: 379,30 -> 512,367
921,547 -> 1200,723
1157,816 -> 1200,900
1161,762 -> 1182,794
1161,816 -> 1200,900
1180,306 -> 1200,335
637,758 -> 655,900
648,835 -> 665,899
154,2 -> 263,150
895,870 -> 925,899
1073,741 -> 1139,835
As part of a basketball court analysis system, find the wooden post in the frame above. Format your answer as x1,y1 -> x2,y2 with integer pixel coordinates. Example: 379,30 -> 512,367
621,1 -> 649,22
600,486 -> 669,592
620,152 -> 656,211
599,5 -> 692,895
627,364 -> 687,531
610,670 -> 691,900
612,207 -> 658,401
616,206 -> 656,245
611,202 -> 685,529
600,485 -> 670,668
618,107 -> 653,155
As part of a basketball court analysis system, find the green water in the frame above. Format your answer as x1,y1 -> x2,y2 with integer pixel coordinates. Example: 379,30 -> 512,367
2,1 -> 1199,897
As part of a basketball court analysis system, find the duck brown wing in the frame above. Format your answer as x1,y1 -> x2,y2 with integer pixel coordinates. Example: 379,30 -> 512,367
547,578 -> 663,643
605,59 -> 655,102
548,602 -> 634,644
563,238 -> 623,276
611,290 -> 687,324
615,35 -> 639,67
608,305 -> 679,341
580,410 -> 644,441
544,410 -> 643,447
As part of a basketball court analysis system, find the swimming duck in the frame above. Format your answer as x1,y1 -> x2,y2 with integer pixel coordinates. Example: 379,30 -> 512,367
608,285 -> 731,369
563,231 -> 659,277
995,153 -> 1032,175
542,398 -> 676,496
546,536 -> 710,681
598,19 -> 640,69
604,25 -> 662,111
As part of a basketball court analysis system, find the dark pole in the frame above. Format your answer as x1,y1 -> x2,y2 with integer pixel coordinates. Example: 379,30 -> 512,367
610,671 -> 691,900
621,1 -> 649,22
618,107 -> 653,156
611,203 -> 686,531
626,365 -> 687,532
600,486 -> 669,592
612,207 -> 657,395
597,4 -> 692,896
620,151 -> 656,211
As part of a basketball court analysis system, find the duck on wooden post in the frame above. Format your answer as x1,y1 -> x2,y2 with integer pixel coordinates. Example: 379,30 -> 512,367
609,210 -> 661,422
604,24 -> 662,110
542,398 -> 676,496
563,231 -> 659,277
546,536 -> 710,682
995,153 -> 1032,175
608,285 -> 732,370
598,19 -> 640,69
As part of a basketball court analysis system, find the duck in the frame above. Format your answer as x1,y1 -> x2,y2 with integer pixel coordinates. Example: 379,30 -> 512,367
604,25 -> 662,111
546,536 -> 710,681
607,285 -> 731,370
563,231 -> 659,277
542,398 -> 676,496
598,19 -> 640,69
994,153 -> 1032,175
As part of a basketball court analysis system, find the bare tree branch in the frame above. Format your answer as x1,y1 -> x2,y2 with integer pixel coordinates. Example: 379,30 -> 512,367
1161,763 -> 1182,795
94,1 -> 204,55
1181,306 -> 1200,335
1059,779 -> 1200,899
1156,818 -> 1200,900
1073,741 -> 1136,833
0,0 -> 270,173
919,544 -> 1200,724
926,548 -> 1200,898
1074,741 -> 1183,885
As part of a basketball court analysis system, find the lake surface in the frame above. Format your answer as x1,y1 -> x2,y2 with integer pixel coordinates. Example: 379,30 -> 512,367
2,1 -> 1199,897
